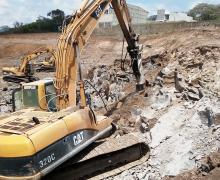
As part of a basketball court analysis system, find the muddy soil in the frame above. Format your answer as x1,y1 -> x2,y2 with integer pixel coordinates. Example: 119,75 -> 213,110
0,27 -> 220,179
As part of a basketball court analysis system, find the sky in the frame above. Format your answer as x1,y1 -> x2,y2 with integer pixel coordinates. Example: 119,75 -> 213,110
0,0 -> 219,27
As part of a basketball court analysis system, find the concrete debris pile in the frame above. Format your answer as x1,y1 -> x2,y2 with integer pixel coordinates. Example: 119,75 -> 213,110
112,43 -> 220,179
85,61 -> 135,109
112,93 -> 220,179
0,80 -> 16,114
173,46 -> 220,98
152,45 -> 220,102
85,50 -> 169,111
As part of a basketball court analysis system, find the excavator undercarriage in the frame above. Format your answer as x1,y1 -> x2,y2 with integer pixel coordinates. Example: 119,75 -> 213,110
44,133 -> 149,180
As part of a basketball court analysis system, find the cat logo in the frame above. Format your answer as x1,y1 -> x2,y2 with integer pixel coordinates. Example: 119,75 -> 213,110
73,131 -> 84,146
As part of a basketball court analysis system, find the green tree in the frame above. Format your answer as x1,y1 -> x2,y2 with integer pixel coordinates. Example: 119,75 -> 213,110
188,3 -> 220,21
47,9 -> 65,28
10,9 -> 66,33
13,21 -> 23,32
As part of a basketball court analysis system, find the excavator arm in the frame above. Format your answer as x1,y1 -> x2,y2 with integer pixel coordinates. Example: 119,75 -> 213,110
55,0 -> 145,110
18,48 -> 52,73
112,0 -> 145,89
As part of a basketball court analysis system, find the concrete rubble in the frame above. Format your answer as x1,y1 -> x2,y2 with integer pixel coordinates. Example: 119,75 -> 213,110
0,79 -> 17,114
106,38 -> 220,179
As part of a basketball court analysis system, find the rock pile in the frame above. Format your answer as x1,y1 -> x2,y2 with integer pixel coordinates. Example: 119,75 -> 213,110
0,79 -> 17,114
112,44 -> 220,179
85,61 -> 134,109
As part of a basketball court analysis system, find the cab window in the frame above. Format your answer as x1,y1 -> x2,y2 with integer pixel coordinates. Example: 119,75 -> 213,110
12,88 -> 23,111
23,86 -> 39,108
45,83 -> 57,111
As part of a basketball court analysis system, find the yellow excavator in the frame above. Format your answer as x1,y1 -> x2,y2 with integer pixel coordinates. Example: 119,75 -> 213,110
0,0 -> 148,179
2,47 -> 55,83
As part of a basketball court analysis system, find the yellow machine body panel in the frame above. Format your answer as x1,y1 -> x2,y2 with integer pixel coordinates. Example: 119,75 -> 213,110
64,108 -> 112,133
0,107 -> 112,157
2,67 -> 22,76
0,133 -> 36,158
29,120 -> 69,153
0,103 -> 112,179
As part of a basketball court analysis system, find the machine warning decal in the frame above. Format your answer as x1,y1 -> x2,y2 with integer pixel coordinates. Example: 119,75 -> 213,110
91,1 -> 109,19
73,131 -> 84,146
23,85 -> 37,90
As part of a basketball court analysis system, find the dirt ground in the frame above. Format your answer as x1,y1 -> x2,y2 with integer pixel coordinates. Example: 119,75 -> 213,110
0,26 -> 220,179
0,33 -> 124,73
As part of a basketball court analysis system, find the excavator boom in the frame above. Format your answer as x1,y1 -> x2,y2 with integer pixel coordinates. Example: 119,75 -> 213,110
55,0 -> 145,110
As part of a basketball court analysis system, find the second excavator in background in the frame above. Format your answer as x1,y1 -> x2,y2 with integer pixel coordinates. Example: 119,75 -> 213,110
2,47 -> 55,83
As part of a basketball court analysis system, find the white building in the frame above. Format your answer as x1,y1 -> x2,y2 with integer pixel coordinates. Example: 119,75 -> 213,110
99,4 -> 149,28
168,12 -> 194,22
156,9 -> 166,22
155,9 -> 194,22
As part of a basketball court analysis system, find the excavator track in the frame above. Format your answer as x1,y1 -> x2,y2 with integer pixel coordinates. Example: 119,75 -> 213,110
3,75 -> 39,83
44,133 -> 149,180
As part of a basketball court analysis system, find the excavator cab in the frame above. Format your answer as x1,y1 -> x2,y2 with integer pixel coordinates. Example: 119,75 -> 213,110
12,79 -> 57,112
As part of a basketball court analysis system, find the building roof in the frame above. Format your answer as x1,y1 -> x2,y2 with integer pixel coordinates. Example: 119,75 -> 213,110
127,3 -> 149,13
